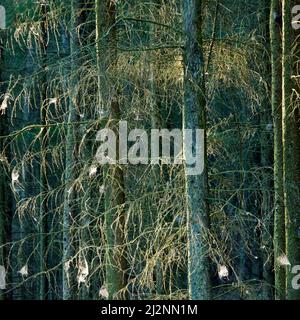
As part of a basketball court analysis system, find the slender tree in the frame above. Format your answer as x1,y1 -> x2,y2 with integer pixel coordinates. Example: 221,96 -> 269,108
96,0 -> 129,300
62,0 -> 80,300
270,0 -> 286,300
182,0 -> 211,300
258,0 -> 274,300
38,1 -> 50,300
0,17 -> 6,301
0,99 -> 6,301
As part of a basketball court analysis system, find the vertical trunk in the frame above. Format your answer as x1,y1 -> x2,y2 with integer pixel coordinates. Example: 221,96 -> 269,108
270,0 -> 285,300
62,0 -> 80,300
182,0 -> 211,300
143,0 -> 165,297
0,102 -> 6,301
282,0 -> 300,300
96,0 -> 128,300
0,18 -> 6,300
261,121 -> 274,300
260,0 -> 274,300
77,0 -> 94,300
39,111 -> 47,300
38,2 -> 49,300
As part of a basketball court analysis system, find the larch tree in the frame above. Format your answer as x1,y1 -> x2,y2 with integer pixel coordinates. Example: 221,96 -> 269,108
259,0 -> 274,300
182,0 -> 211,300
270,0 -> 285,300
1,0 -> 300,302
62,0 -> 81,300
38,1 -> 50,300
0,17 -> 6,301
96,0 -> 129,300
0,85 -> 6,302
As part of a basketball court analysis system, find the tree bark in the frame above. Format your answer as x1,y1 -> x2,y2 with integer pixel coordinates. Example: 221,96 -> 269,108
0,95 -> 6,301
183,0 -> 211,300
96,0 -> 129,300
270,0 -> 286,300
62,0 -> 80,300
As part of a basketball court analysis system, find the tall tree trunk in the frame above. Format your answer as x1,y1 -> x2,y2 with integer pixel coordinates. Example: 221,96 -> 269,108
0,22 -> 6,301
260,0 -> 274,300
38,2 -> 50,300
282,0 -> 300,300
270,0 -> 285,300
0,98 -> 6,301
182,0 -> 211,300
96,0 -> 128,300
62,0 -> 80,300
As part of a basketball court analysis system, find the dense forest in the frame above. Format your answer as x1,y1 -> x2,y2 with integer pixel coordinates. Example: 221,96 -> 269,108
0,0 -> 299,301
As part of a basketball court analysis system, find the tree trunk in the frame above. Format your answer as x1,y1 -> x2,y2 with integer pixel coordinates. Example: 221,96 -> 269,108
38,2 -> 50,300
96,0 -> 128,300
259,0 -> 274,300
183,0 -> 211,300
270,0 -> 286,300
62,0 -> 80,300
0,98 -> 6,301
